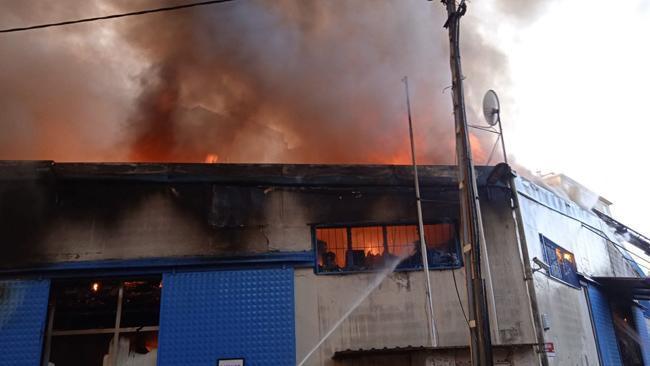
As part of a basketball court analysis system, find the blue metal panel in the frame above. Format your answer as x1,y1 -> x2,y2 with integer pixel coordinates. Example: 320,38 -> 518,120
158,268 -> 295,366
633,305 -> 650,366
587,283 -> 623,366
0,251 -> 313,279
0,279 -> 50,366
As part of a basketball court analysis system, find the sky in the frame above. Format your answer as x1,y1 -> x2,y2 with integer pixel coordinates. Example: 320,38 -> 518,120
0,0 -> 648,238
476,0 -> 650,235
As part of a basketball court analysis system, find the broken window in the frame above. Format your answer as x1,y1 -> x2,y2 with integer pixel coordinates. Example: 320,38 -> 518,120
315,222 -> 460,273
44,277 -> 161,366
540,235 -> 580,287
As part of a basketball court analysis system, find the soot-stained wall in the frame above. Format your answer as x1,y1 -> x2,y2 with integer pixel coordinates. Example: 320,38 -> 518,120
0,163 -> 461,267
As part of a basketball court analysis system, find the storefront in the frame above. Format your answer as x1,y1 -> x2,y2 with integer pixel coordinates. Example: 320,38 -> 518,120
0,254 -> 309,366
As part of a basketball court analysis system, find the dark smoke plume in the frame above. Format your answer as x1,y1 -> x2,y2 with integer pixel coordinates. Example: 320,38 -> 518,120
0,0 -> 537,164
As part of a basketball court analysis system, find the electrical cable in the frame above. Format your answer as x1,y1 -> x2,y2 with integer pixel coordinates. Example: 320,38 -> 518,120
0,0 -> 236,34
580,224 -> 650,273
450,267 -> 479,345
451,267 -> 469,325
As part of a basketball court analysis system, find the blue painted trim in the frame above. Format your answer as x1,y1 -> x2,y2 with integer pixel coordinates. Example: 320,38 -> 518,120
314,264 -> 463,276
0,251 -> 314,279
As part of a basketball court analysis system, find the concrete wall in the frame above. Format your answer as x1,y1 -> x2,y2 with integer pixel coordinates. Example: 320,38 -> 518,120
515,177 -> 639,366
294,188 -> 537,365
481,188 -> 536,345
295,268 -> 469,366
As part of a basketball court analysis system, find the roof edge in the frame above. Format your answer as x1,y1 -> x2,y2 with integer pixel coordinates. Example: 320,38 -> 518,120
0,161 -> 496,187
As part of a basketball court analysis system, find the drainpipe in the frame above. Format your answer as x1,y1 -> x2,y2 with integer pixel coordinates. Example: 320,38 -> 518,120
508,170 -> 549,366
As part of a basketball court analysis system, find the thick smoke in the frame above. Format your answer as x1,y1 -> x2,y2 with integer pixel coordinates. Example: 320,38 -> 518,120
0,0 -> 530,164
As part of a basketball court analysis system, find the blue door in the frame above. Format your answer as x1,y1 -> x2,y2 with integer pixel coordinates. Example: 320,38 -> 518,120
587,283 -> 623,366
157,268 -> 295,366
0,279 -> 50,366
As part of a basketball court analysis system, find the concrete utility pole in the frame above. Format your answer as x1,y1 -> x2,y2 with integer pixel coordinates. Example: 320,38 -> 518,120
440,1 -> 494,364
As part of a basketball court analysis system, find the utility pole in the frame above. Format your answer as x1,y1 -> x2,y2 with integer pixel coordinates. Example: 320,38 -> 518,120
441,1 -> 494,364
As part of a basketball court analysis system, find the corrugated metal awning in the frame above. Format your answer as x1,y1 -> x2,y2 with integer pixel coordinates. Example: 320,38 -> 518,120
593,276 -> 650,300
332,344 -> 536,360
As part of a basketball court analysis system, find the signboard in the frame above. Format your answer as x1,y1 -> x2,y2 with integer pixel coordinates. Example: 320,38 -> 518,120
218,359 -> 245,366
544,342 -> 556,357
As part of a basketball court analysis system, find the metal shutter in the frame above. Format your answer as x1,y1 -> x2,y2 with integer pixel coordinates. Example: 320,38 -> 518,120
157,268 -> 295,366
587,283 -> 623,366
0,279 -> 50,366
633,305 -> 650,366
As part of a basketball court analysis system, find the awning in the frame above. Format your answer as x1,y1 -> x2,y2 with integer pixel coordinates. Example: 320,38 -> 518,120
332,344 -> 536,360
333,345 -> 435,360
593,277 -> 650,301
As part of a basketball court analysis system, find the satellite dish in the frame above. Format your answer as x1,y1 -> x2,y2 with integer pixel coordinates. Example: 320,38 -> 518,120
482,89 -> 500,126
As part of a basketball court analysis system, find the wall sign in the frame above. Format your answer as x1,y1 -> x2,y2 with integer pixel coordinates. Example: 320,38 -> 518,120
218,359 -> 245,366
544,342 -> 556,357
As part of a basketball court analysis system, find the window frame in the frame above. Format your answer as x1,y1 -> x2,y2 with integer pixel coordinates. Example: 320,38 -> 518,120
42,276 -> 161,366
539,234 -> 580,288
312,220 -> 462,275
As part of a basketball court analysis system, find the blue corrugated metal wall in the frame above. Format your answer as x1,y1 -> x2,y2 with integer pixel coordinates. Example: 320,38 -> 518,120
157,268 -> 295,366
587,283 -> 623,366
633,305 -> 650,366
0,279 -> 50,366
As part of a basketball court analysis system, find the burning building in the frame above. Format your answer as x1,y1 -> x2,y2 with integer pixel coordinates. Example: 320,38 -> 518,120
0,161 -> 648,366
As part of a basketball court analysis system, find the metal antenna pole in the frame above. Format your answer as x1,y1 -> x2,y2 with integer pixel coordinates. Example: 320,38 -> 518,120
403,76 -> 438,347
497,118 -> 508,166
441,1 -> 494,364
491,90 -> 508,166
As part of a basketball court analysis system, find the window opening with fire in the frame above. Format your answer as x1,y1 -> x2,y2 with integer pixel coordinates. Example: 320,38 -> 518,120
540,234 -> 580,287
315,222 -> 460,273
44,277 -> 161,366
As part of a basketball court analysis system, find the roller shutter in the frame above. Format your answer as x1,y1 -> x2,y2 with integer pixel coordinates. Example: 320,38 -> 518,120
587,283 -> 623,366
633,305 -> 650,366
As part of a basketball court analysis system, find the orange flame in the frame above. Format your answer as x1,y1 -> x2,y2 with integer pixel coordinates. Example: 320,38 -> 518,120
204,154 -> 219,163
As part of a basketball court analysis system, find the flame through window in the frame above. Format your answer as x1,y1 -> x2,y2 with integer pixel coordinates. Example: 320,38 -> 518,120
315,222 -> 460,273
540,234 -> 580,287
45,277 -> 161,366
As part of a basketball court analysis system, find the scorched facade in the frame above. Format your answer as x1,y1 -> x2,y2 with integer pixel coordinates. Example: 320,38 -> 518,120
0,161 -> 647,365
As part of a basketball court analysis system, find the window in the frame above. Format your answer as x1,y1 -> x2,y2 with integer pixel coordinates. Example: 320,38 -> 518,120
540,235 -> 579,287
315,222 -> 460,273
44,277 -> 161,366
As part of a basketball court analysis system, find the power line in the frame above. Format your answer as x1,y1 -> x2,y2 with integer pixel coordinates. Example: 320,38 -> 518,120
0,0 -> 236,34
581,224 -> 650,273
517,190 -> 650,273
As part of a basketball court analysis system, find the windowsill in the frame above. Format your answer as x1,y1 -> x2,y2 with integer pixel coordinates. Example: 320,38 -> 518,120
535,271 -> 581,290
315,263 -> 463,275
